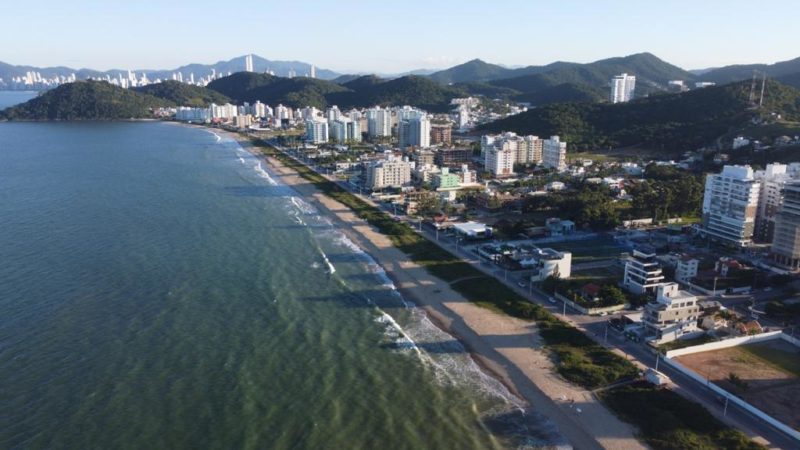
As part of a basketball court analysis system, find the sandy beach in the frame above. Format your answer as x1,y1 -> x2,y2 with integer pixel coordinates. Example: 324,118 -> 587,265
231,133 -> 647,450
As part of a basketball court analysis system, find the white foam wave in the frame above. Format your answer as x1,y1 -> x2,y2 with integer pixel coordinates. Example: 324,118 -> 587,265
290,196 -> 317,215
238,156 -> 246,165
254,162 -> 278,186
205,129 -> 222,142
321,250 -> 336,274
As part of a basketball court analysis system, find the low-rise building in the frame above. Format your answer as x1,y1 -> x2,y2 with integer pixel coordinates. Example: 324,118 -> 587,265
365,155 -> 412,190
433,167 -> 461,191
675,255 -> 699,284
643,282 -> 700,343
623,246 -> 665,294
525,248 -> 572,282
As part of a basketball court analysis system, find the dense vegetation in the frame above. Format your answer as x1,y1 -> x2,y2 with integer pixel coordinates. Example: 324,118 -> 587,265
600,382 -> 765,450
207,72 -> 349,109
0,80 -> 171,120
523,183 -> 623,230
701,56 -> 800,84
480,79 -> 800,155
627,164 -> 704,220
134,80 -> 230,107
512,82 -> 605,105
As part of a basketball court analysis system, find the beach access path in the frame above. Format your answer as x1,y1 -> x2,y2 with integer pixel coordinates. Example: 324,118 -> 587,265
232,134 -> 647,450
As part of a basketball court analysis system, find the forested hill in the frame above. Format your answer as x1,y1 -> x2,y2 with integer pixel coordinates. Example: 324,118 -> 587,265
478,79 -> 800,155
134,80 -> 230,107
207,72 -> 466,112
0,80 -> 172,120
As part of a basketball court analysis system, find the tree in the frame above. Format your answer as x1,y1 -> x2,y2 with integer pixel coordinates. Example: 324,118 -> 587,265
598,285 -> 627,307
415,192 -> 440,218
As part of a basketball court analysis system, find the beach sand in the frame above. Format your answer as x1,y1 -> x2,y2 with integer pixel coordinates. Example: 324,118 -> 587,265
233,133 -> 646,450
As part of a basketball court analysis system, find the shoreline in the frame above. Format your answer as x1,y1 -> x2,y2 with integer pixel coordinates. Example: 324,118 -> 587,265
223,130 -> 646,450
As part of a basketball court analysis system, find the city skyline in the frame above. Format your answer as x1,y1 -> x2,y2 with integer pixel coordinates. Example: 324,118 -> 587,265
1,0 -> 798,73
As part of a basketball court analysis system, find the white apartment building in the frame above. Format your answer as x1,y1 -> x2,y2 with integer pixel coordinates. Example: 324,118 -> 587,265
245,54 -> 254,72
365,156 -> 413,190
305,118 -> 329,144
702,165 -> 761,246
610,73 -> 636,103
274,104 -> 291,121
209,103 -> 238,120
542,136 -> 567,171
175,107 -> 209,122
398,115 -> 431,148
326,105 -> 341,121
366,107 -> 392,137
772,182 -> 800,270
484,138 -> 516,177
623,247 -> 665,294
251,101 -> 267,118
675,256 -> 699,284
525,249 -> 572,282
643,283 -> 700,343
754,163 -> 800,243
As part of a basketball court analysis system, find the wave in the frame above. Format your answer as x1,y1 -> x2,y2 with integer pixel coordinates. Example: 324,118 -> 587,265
290,196 -> 317,215
254,162 -> 278,186
205,129 -> 222,142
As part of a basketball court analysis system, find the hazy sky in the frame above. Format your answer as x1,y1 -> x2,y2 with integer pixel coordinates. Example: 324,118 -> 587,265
2,0 -> 797,73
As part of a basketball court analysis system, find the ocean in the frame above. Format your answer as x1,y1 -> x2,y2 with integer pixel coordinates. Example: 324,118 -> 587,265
0,96 -> 561,449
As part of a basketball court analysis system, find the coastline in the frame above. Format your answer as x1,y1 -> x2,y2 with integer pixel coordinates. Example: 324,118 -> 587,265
224,130 -> 647,450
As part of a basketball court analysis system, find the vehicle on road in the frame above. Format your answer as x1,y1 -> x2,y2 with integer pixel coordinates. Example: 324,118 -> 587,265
548,297 -> 556,304
518,281 -> 527,288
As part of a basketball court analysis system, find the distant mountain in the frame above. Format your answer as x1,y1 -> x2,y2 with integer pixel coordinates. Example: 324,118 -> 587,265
479,79 -> 800,154
489,53 -> 695,96
778,72 -> 800,90
134,80 -> 230,107
428,59 -> 515,84
0,55 -> 340,88
206,72 -> 465,112
0,80 -> 171,120
700,56 -> 800,84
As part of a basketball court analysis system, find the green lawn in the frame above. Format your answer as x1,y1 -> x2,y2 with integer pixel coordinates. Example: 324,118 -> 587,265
739,342 -> 800,378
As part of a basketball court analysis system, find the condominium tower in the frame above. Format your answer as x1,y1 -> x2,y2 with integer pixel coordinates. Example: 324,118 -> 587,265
610,73 -> 636,103
702,165 -> 761,246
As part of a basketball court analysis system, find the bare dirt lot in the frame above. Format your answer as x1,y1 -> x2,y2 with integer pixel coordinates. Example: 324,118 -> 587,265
675,339 -> 800,430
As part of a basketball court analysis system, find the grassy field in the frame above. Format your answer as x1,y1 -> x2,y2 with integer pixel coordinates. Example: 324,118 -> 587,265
739,340 -> 800,377
548,236 -> 626,263
600,382 -> 765,450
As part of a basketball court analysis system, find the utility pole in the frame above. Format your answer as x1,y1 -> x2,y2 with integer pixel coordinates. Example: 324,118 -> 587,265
723,395 -> 729,417
604,321 -> 609,344
562,298 -> 567,318
655,352 -> 660,372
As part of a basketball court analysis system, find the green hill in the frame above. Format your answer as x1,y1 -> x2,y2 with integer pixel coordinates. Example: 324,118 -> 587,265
490,53 -> 694,98
207,73 -> 464,112
512,83 -> 605,105
207,72 -> 348,109
428,59 -> 514,84
331,75 -> 467,112
479,79 -> 800,154
0,80 -> 172,120
134,80 -> 230,107
701,56 -> 800,84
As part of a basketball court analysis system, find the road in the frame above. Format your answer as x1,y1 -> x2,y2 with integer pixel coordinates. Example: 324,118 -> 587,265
273,142 -> 799,449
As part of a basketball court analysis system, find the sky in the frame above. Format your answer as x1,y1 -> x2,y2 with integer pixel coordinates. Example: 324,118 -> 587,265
2,0 -> 798,74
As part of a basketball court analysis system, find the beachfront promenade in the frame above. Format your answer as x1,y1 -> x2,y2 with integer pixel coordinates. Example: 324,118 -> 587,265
265,138 -> 798,450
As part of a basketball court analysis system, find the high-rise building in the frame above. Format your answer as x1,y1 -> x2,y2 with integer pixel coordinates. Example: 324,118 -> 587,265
330,118 -> 362,143
398,115 -> 431,148
366,107 -> 392,138
436,148 -> 473,168
310,65 -> 316,79
305,118 -> 329,144
483,138 -> 515,177
542,136 -> 567,171
245,54 -> 254,72
702,165 -> 761,246
610,73 -> 636,103
771,182 -> 800,269
754,163 -> 800,242
517,135 -> 543,165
